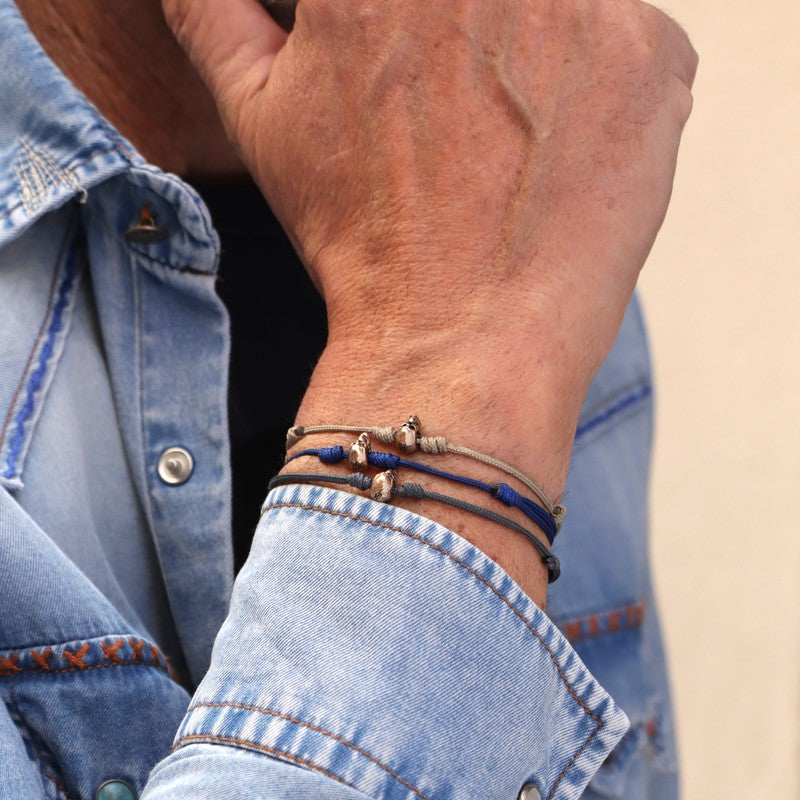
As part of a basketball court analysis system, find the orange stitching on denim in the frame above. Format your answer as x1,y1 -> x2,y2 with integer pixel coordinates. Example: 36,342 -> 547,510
62,643 -> 90,669
128,638 -> 145,662
161,652 -> 176,681
562,621 -> 581,641
559,600 -> 647,644
41,767 -> 72,800
627,603 -> 644,627
0,654 -> 22,674
0,640 -> 173,680
607,610 -> 621,633
264,502 -> 601,726
31,648 -> 52,671
101,639 -> 124,663
545,727 -> 599,800
187,701 -> 428,799
265,500 -> 606,799
173,734 -> 361,793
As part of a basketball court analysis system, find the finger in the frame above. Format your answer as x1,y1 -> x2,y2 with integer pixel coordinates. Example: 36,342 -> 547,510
161,0 -> 288,105
665,19 -> 699,90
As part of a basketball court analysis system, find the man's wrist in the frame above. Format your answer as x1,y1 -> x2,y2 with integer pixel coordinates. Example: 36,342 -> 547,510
283,339 -> 583,607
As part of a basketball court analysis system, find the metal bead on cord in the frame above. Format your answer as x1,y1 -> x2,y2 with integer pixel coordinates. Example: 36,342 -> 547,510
267,471 -> 561,583
286,415 -> 566,527
285,442 -> 559,546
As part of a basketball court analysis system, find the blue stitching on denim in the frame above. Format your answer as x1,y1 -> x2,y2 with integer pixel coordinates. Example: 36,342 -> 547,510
575,384 -> 652,441
2,241 -> 79,479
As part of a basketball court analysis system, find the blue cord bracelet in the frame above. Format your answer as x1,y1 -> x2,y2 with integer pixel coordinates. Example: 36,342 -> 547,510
268,471 -> 561,583
285,446 -> 559,546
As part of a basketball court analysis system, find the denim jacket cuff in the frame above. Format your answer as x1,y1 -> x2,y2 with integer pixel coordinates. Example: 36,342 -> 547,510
172,483 -> 629,800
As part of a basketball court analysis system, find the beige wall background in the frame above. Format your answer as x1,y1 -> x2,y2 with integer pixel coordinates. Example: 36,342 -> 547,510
639,0 -> 800,797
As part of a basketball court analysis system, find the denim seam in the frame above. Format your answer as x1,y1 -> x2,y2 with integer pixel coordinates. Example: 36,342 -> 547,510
0,216 -> 79,482
546,727 -> 600,800
578,379 -> 649,422
184,700 -> 428,799
5,685 -> 73,800
575,384 -> 651,441
40,767 -> 72,800
1,240 -> 79,479
263,501 -> 604,798
132,255 -> 161,576
129,165 -> 220,246
129,244 -> 216,276
96,118 -> 135,162
0,232 -> 65,450
0,637 -> 174,680
265,503 -> 601,722
0,660 -> 169,678
173,733 -> 360,793
0,145 -> 123,223
557,599 -> 647,644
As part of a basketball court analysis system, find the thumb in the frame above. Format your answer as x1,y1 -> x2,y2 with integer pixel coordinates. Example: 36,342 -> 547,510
161,0 -> 288,110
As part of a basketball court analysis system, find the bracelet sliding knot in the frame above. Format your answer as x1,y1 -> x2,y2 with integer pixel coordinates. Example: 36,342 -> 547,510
286,442 -> 559,546
419,435 -> 448,454
286,415 -> 565,527
395,481 -> 425,500
543,554 -> 561,582
369,450 -> 401,470
318,445 -> 346,465
267,470 -> 561,583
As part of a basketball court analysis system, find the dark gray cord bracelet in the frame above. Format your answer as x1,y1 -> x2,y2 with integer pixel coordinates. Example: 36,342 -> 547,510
267,471 -> 561,583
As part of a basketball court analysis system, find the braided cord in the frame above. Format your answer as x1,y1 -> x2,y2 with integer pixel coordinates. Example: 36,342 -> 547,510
286,424 -> 563,522
285,446 -> 558,545
267,472 -> 560,583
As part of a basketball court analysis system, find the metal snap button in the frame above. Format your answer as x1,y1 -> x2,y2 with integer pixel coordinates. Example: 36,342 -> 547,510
518,782 -> 542,800
157,446 -> 194,485
125,203 -> 168,244
95,779 -> 136,800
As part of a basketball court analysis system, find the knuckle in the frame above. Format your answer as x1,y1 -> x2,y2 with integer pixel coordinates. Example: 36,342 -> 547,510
604,2 -> 698,88
642,4 -> 699,80
600,2 -> 657,58
160,0 -> 188,35
673,83 -> 694,124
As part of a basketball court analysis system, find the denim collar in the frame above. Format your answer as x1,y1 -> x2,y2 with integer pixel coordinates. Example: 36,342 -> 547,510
0,0 -> 142,248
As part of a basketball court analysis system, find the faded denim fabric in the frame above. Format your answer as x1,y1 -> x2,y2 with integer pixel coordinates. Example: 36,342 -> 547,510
0,1 -> 676,798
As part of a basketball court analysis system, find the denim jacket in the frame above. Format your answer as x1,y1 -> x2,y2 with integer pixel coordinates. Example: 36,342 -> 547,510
0,2 -> 677,798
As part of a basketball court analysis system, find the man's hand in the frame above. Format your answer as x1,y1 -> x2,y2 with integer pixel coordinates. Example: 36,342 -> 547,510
163,0 -> 695,362
161,0 -> 697,605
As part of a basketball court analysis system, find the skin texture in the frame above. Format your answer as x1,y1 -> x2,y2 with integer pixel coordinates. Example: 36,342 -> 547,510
19,0 -> 696,606
15,0 -> 250,178
159,0 -> 697,604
